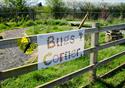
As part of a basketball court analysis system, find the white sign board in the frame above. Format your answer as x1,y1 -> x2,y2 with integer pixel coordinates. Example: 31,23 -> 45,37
37,29 -> 85,69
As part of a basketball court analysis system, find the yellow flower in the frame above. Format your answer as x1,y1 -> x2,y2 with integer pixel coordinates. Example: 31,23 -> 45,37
21,37 -> 29,43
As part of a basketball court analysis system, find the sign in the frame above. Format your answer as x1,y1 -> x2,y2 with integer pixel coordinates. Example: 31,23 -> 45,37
37,29 -> 85,69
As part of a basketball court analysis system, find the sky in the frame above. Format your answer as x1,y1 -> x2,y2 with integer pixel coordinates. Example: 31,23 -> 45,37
85,0 -> 125,3
1,0 -> 125,6
38,0 -> 46,5
38,0 -> 125,5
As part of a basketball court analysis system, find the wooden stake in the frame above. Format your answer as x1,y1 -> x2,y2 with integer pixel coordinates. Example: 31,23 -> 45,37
78,12 -> 89,29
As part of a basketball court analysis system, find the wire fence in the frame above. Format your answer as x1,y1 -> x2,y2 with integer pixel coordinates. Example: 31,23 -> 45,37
0,11 -> 125,23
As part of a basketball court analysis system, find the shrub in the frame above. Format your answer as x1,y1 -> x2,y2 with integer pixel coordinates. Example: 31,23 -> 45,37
23,20 -> 36,27
7,22 -> 17,28
35,20 -> 43,24
42,19 -> 67,25
0,23 -> 7,29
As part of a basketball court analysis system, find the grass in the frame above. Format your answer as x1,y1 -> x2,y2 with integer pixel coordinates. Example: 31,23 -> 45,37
1,44 -> 125,88
97,18 -> 125,26
1,18 -> 125,88
2,56 -> 90,88
105,69 -> 125,87
26,25 -> 72,35
25,19 -> 71,35
0,18 -> 125,33
0,23 -> 9,32
0,18 -> 118,31
87,67 -> 125,88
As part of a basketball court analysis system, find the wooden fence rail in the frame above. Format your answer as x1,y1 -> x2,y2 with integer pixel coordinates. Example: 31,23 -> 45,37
0,23 -> 125,88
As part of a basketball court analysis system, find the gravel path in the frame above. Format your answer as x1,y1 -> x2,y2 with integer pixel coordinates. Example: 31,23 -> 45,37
0,28 -> 32,70
3,28 -> 27,38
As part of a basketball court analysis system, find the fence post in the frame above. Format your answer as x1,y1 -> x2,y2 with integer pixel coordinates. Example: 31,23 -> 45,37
90,23 -> 100,81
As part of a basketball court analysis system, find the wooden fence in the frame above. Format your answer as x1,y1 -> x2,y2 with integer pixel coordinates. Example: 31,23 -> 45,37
0,23 -> 125,88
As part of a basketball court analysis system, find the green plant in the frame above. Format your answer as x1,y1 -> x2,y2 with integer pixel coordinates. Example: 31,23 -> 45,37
0,23 -> 8,30
23,20 -> 36,27
46,0 -> 66,19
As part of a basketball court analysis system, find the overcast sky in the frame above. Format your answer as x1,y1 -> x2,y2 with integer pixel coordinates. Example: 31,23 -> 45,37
38,0 -> 125,5
1,0 -> 125,5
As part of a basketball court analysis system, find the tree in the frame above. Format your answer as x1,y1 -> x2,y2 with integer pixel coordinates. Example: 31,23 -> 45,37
46,0 -> 66,19
117,3 -> 125,18
4,0 -> 29,10
1,0 -> 36,21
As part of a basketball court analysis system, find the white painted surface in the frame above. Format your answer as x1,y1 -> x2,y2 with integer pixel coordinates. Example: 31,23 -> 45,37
37,29 -> 85,69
